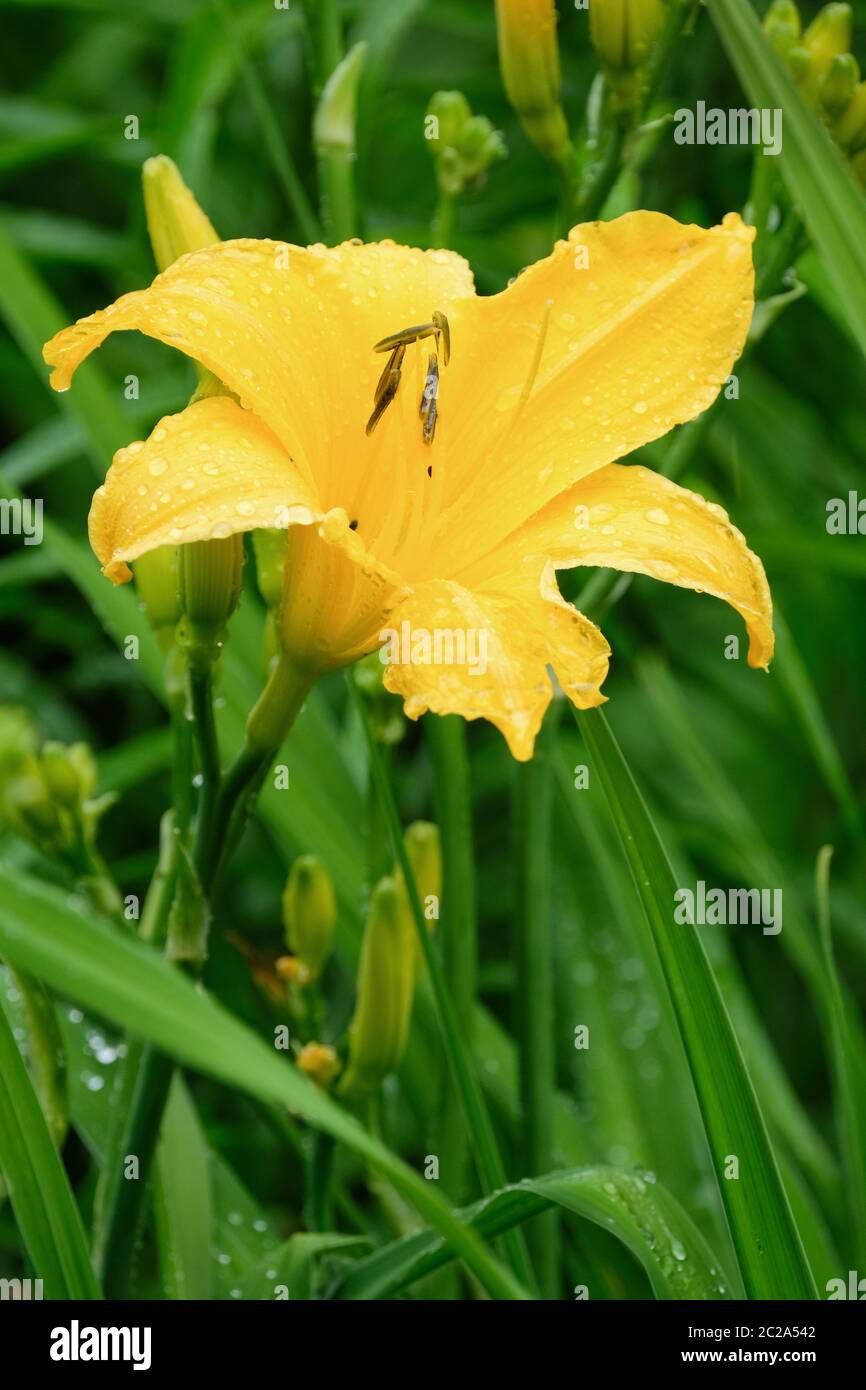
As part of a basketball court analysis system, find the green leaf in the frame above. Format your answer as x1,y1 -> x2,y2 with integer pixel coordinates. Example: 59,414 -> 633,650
238,1233 -> 368,1301
575,708 -> 816,1300
153,1078 -> 213,1300
334,1166 -> 730,1301
0,867 -> 530,1301
707,0 -> 866,360
0,993 -> 100,1299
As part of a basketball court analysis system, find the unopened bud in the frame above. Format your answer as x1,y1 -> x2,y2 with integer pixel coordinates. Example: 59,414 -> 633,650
495,0 -> 570,162
835,81 -> 866,150
763,0 -> 801,58
41,742 -> 96,809
134,545 -> 181,644
178,535 -> 244,670
396,821 -> 442,978
341,877 -> 415,1097
297,1042 -> 342,1088
142,155 -> 218,274
282,855 -> 337,982
820,52 -> 859,118
799,4 -> 853,103
589,0 -> 667,111
252,529 -> 287,612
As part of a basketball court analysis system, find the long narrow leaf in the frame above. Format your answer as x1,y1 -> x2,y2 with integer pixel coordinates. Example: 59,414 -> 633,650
575,708 -> 815,1300
0,997 -> 101,1299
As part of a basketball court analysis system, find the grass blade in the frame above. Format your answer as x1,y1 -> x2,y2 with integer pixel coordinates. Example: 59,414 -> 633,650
333,1165 -> 730,1301
575,707 -> 815,1300
0,867 -> 530,1301
0,994 -> 101,1299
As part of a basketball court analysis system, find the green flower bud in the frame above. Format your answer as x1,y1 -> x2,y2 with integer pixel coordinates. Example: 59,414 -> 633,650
396,821 -> 441,977
134,545 -> 181,644
178,535 -> 244,670
252,528 -> 288,612
282,855 -> 337,982
589,0 -> 666,111
3,763 -> 60,842
763,0 -> 801,58
355,652 -> 406,746
495,0 -> 571,162
142,155 -> 219,274
41,741 -> 96,809
426,92 -> 506,196
0,706 -> 38,776
427,91 -> 472,153
835,81 -> 866,150
820,52 -> 859,118
786,44 -> 812,83
455,115 -> 508,179
341,877 -> 415,1098
800,4 -> 853,103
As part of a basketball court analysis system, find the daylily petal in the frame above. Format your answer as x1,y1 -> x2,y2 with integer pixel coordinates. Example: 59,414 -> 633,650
462,462 -> 774,668
90,396 -> 318,582
44,238 -> 475,523
380,576 -> 610,760
431,211 -> 755,571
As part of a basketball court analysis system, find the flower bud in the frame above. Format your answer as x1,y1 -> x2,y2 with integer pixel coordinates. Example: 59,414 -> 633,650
835,81 -> 866,150
134,545 -> 181,645
2,763 -> 60,842
495,0 -> 570,162
252,529 -> 288,612
426,91 -> 506,196
800,4 -> 853,102
820,52 -> 859,118
178,535 -> 244,670
427,91 -> 472,153
763,0 -> 801,58
0,706 -> 38,775
40,741 -> 96,809
297,1042 -> 342,1088
142,155 -> 218,274
396,821 -> 442,978
589,0 -> 666,111
282,855 -> 337,982
341,877 -> 415,1097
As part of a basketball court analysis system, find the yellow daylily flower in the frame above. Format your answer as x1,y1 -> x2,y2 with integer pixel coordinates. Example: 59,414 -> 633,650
43,206 -> 772,761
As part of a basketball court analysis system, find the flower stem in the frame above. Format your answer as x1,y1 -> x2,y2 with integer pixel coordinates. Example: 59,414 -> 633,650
351,678 -> 536,1291
426,714 -> 477,1204
199,655 -> 313,891
431,191 -> 456,248
303,0 -> 343,89
188,663 -> 220,870
512,704 -> 560,1297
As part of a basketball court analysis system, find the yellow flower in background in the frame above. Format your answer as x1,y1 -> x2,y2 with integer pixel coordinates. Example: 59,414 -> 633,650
43,177 -> 772,761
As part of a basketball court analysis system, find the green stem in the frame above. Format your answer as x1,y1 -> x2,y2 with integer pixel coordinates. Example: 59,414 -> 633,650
303,0 -> 343,88
305,1130 -> 336,1231
317,147 -> 358,243
169,692 -> 195,835
188,663 -> 220,869
94,1045 -> 176,1296
431,190 -> 457,248
512,704 -> 560,1298
351,679 -> 536,1292
426,714 -> 477,1205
